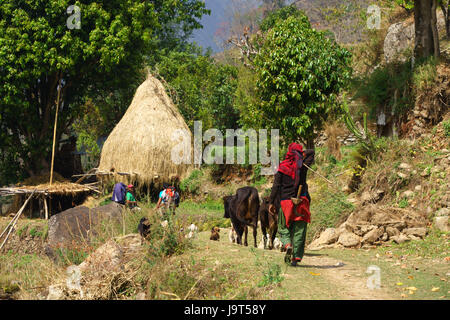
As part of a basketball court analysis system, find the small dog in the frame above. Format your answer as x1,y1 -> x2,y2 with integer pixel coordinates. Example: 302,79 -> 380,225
138,217 -> 151,238
210,226 -> 220,241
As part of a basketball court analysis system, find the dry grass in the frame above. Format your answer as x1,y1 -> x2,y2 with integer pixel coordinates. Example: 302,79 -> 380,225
98,73 -> 193,188
324,121 -> 347,161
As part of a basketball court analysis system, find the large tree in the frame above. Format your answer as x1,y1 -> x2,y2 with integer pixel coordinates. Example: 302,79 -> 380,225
252,13 -> 352,147
0,0 -> 208,182
414,0 -> 440,59
393,0 -> 448,57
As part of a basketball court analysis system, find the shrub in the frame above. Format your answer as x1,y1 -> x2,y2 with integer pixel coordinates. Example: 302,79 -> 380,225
180,170 -> 204,195
443,120 -> 450,137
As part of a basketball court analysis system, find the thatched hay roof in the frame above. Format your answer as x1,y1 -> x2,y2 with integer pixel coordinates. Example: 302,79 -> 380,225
0,182 -> 94,197
98,74 -> 193,186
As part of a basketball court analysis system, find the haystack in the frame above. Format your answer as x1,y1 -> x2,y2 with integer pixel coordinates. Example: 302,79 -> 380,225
98,74 -> 193,187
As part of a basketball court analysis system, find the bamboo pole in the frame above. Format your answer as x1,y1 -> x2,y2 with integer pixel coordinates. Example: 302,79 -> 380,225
44,197 -> 49,220
0,190 -> 36,251
50,75 -> 62,186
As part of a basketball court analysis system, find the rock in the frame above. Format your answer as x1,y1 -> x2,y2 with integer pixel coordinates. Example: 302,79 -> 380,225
414,185 -> 422,192
1,203 -> 12,215
399,163 -> 412,170
308,228 -> 340,249
341,185 -> 351,193
403,227 -> 427,238
47,285 -> 64,300
402,190 -> 414,199
384,12 -> 445,64
420,109 -> 429,119
136,292 -> 146,300
436,208 -> 450,217
421,168 -> 430,177
386,226 -> 400,237
383,21 -> 414,64
47,202 -> 124,250
433,216 -> 450,232
361,189 -> 385,205
362,227 -> 385,244
362,225 -> 377,233
397,172 -> 408,179
78,240 -> 123,273
431,166 -> 443,174
338,232 -> 361,248
407,235 -> 421,241
391,234 -> 410,244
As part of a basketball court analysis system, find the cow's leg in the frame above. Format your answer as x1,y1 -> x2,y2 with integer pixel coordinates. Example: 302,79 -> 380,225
269,223 -> 276,250
244,226 -> 248,246
232,221 -> 243,245
261,225 -> 267,249
253,224 -> 258,248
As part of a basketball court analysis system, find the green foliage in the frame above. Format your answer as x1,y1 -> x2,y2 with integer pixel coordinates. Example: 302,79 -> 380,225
352,61 -> 414,120
258,262 -> 284,287
180,169 -> 204,195
54,247 -> 90,266
0,0 -> 208,180
412,57 -> 438,91
260,4 -> 305,32
253,13 -> 352,145
155,45 -> 239,132
443,120 -> 450,137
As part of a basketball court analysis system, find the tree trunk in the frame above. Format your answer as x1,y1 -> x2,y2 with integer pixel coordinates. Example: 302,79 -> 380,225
414,0 -> 440,59
441,2 -> 450,39
306,137 -> 315,150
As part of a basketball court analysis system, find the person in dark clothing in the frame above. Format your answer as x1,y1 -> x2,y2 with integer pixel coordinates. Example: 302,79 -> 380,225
112,182 -> 127,205
268,142 -> 315,266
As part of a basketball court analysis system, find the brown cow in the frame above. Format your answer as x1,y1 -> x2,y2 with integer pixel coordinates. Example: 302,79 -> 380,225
223,187 -> 259,247
259,197 -> 279,250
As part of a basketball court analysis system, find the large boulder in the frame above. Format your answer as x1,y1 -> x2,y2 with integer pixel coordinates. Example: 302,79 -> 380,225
308,228 -> 340,250
47,202 -> 124,249
362,227 -> 385,244
384,11 -> 446,64
403,227 -> 427,238
391,234 -> 410,244
338,232 -> 361,248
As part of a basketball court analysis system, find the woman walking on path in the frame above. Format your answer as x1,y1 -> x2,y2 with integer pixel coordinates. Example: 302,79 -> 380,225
268,142 -> 315,266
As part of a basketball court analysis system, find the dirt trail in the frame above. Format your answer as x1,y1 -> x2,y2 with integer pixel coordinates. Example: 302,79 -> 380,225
193,228 -> 396,300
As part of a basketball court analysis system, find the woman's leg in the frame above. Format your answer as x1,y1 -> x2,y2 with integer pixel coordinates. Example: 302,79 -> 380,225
277,207 -> 291,249
292,220 -> 308,264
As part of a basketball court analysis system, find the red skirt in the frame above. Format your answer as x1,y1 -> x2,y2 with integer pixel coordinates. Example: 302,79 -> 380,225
280,197 -> 311,228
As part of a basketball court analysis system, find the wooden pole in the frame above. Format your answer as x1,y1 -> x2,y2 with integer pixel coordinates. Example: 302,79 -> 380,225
0,190 -> 36,251
44,197 -> 49,220
50,75 -> 62,186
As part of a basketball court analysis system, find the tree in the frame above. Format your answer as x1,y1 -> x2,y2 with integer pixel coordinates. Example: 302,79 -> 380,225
154,45 -> 239,133
393,0 -> 448,57
253,13 -> 352,148
414,0 -> 440,59
0,0 -> 208,182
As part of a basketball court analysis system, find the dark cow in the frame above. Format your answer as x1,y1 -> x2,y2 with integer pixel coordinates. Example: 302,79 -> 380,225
223,187 -> 259,247
259,197 -> 279,250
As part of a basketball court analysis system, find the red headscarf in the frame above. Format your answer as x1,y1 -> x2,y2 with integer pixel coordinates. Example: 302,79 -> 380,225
278,142 -> 304,179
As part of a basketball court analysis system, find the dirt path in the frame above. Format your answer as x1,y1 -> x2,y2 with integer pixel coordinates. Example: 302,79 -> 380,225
192,228 -> 396,300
